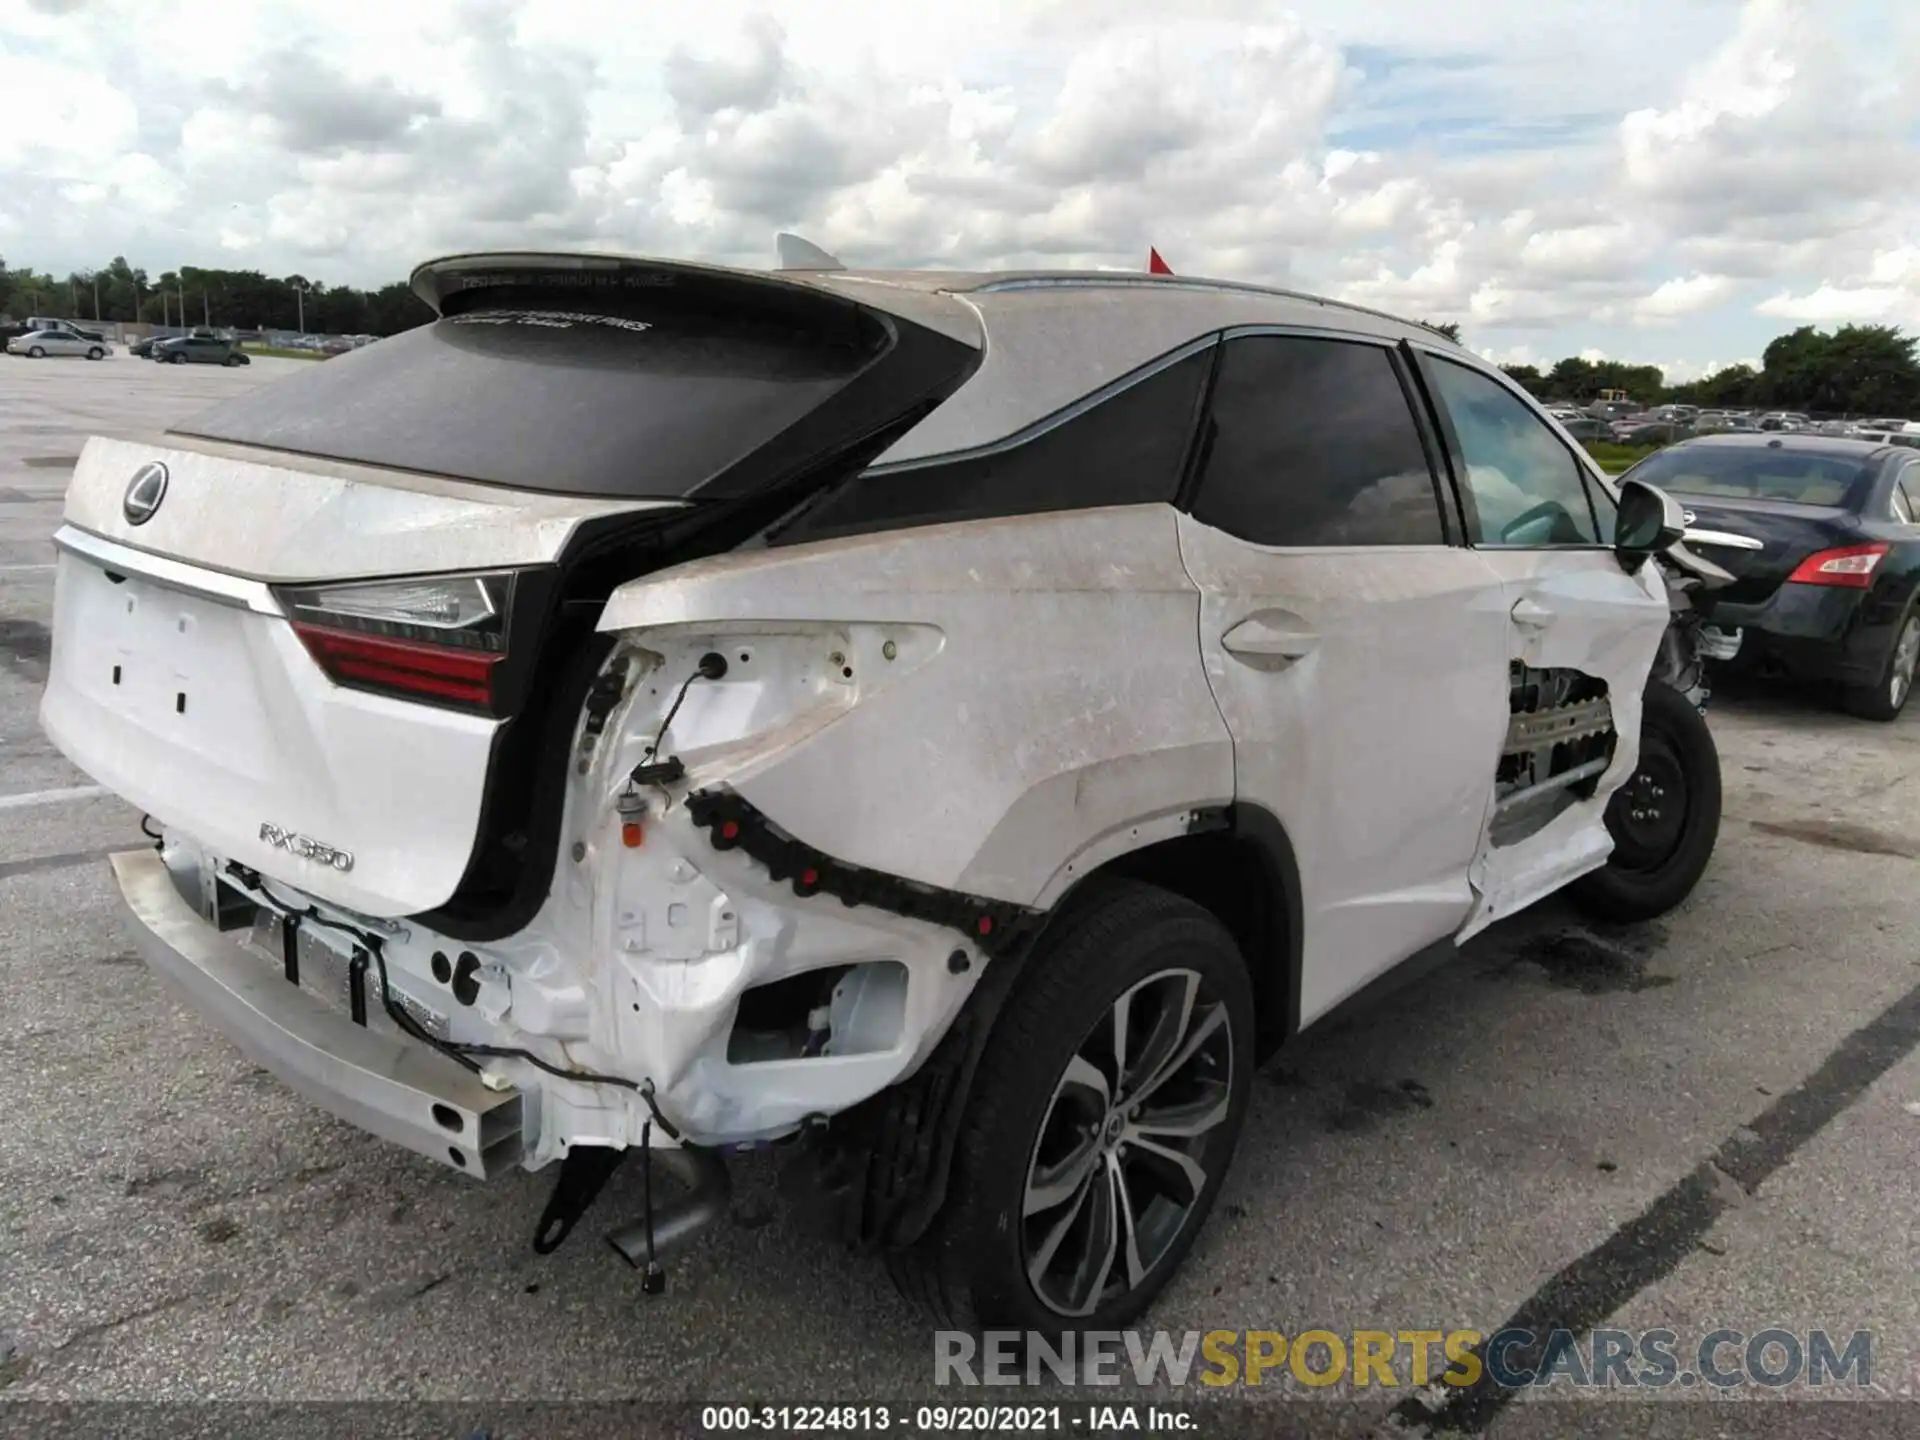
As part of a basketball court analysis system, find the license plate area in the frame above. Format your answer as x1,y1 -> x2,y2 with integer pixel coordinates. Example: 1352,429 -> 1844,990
243,901 -> 449,1042
87,569 -> 218,726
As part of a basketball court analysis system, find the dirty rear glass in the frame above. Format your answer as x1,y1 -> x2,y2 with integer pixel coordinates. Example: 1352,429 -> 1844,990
174,276 -> 885,498
1629,447 -> 1872,508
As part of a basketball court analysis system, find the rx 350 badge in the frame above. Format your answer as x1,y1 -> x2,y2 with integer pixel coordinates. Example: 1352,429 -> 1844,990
258,823 -> 354,872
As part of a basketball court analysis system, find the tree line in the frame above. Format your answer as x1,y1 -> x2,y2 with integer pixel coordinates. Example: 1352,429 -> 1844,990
1491,326 -> 1919,418
0,255 -> 434,337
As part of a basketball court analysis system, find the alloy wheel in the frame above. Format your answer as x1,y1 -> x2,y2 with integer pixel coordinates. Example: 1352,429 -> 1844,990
1021,967 -> 1234,1317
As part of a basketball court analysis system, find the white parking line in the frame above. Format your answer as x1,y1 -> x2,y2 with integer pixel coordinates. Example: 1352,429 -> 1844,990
0,563 -> 55,572
0,784 -> 109,811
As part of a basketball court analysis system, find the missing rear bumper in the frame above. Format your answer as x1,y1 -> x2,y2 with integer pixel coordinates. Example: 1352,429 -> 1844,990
111,847 -> 523,1177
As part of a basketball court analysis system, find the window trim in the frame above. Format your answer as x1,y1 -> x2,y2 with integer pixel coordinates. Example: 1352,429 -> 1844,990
1404,343 -> 1616,551
862,332 -> 1221,477
1175,324 -> 1458,551
1895,462 -> 1920,522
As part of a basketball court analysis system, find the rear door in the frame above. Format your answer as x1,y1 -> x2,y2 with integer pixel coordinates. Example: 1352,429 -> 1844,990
1408,349 -> 1670,938
1177,331 -> 1510,1023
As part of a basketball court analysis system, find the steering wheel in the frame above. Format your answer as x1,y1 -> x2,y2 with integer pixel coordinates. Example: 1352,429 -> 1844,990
1499,499 -> 1579,545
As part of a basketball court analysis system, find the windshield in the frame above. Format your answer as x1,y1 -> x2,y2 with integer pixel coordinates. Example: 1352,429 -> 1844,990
1625,446 -> 1871,507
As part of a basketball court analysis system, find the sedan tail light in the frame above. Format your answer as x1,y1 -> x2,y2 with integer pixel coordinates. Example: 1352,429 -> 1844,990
1786,543 -> 1889,589
275,571 -> 516,712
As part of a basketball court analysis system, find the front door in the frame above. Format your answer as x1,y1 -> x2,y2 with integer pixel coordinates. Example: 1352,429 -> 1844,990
1177,331 -> 1512,1025
1409,351 -> 1671,939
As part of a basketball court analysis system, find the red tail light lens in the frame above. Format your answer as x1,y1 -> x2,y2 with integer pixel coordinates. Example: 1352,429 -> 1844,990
276,572 -> 514,712
291,624 -> 502,707
1786,543 -> 1889,589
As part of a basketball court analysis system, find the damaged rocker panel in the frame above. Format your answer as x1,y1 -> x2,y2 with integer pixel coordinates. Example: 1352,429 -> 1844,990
685,789 -> 1045,959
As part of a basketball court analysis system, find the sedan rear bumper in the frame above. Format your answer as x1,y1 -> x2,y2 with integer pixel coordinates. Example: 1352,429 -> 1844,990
1709,583 -> 1885,684
112,847 -> 523,1177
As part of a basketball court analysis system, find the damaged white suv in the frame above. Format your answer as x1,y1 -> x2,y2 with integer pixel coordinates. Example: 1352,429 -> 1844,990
42,249 -> 1733,1333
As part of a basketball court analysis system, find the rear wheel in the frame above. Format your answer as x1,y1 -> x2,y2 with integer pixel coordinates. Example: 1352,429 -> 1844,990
888,880 -> 1253,1336
1570,682 -> 1721,922
1841,608 -> 1920,722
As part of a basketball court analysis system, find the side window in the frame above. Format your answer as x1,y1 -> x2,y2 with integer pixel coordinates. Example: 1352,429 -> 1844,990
1899,466 -> 1920,521
769,345 -> 1212,545
1427,357 -> 1600,546
1189,335 -> 1445,546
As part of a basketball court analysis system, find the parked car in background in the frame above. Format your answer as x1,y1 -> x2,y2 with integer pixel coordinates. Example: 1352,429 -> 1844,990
1758,412 -> 1810,432
152,332 -> 249,366
1617,420 -> 1693,446
8,328 -> 111,360
1623,434 -> 1920,719
1557,415 -> 1614,442
25,317 -> 108,343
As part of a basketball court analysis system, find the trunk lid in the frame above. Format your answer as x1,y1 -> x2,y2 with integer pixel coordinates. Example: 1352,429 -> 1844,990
1667,495 -> 1856,605
42,440 -> 657,916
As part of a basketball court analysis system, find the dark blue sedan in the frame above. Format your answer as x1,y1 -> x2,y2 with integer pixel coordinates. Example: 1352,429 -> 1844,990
1622,433 -> 1920,720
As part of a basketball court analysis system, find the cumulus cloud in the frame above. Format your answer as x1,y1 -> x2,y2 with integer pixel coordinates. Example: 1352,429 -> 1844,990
0,0 -> 1914,370
1756,246 -> 1920,327
1633,274 -> 1737,325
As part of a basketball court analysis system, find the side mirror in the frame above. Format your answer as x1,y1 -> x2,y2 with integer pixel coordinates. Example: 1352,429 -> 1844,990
1614,477 -> 1687,571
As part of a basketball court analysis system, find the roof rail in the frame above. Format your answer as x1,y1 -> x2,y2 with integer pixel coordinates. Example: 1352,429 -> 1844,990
968,272 -> 1432,335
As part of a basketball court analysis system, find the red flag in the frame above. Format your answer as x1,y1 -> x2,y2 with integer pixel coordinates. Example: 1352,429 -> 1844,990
1148,247 -> 1173,275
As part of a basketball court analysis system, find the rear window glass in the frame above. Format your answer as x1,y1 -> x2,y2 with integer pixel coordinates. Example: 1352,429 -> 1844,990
1627,446 -> 1871,507
174,284 -> 885,498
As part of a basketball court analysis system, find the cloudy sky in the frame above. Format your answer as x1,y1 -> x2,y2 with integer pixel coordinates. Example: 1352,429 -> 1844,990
3,0 -> 1916,379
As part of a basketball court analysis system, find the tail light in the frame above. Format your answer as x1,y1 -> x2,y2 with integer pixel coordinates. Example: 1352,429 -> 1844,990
1786,543 -> 1889,589
275,571 -> 516,712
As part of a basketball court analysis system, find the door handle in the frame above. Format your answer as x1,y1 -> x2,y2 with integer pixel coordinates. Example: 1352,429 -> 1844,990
1221,616 -> 1319,660
1511,597 -> 1554,629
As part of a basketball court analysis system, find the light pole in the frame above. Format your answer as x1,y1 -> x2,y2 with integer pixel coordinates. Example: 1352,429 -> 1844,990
290,280 -> 309,335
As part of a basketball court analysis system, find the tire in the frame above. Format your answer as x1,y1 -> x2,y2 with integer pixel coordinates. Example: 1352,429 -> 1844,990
1570,682 -> 1722,922
888,879 -> 1254,1337
87,347 -> 103,361
224,354 -> 240,366
1840,607 -> 1920,722
169,351 -> 186,364
27,346 -> 44,358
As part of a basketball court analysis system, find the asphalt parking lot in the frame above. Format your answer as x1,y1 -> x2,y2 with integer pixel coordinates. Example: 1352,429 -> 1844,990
3,353 -> 1919,1436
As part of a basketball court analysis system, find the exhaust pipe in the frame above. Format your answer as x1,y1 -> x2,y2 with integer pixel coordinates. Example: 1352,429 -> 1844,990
606,1144 -> 732,1270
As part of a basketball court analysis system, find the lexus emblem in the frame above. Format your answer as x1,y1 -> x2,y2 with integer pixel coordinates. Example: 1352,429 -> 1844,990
123,462 -> 169,526
1682,509 -> 1697,525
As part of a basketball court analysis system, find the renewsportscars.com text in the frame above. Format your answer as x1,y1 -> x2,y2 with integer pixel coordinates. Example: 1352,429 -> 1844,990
935,1327 -> 1873,1390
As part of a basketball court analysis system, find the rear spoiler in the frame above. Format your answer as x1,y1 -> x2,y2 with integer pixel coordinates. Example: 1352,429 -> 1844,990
408,251 -> 984,347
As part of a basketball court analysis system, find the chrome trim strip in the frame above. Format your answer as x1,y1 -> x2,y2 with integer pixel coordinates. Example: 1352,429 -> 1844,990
52,525 -> 285,615
1682,527 -> 1766,552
